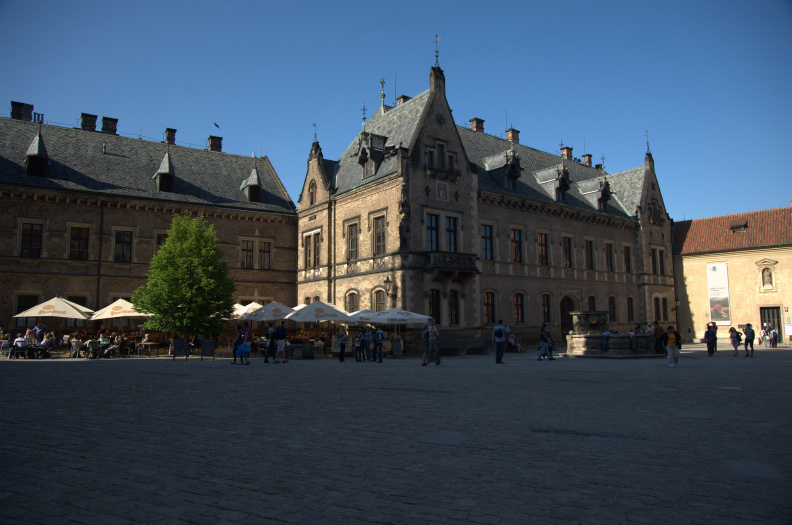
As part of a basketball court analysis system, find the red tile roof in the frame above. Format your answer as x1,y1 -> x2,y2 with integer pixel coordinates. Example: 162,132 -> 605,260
673,207 -> 792,255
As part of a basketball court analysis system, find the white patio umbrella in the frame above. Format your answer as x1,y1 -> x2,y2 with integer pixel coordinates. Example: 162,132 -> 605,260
240,301 -> 295,322
90,298 -> 150,320
233,302 -> 262,319
359,308 -> 431,325
347,308 -> 373,323
286,301 -> 355,323
13,296 -> 94,320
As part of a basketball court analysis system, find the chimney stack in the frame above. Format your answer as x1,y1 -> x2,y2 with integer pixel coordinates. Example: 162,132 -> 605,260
561,146 -> 573,160
506,127 -> 520,144
81,113 -> 97,131
165,128 -> 177,144
582,153 -> 592,167
208,135 -> 223,152
397,94 -> 411,106
469,117 -> 484,133
10,101 -> 34,121
101,117 -> 118,135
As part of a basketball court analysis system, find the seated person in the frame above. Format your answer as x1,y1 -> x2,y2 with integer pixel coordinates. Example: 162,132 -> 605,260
38,332 -> 56,358
506,334 -> 524,352
12,332 -> 28,358
314,338 -> 326,354
601,331 -> 612,350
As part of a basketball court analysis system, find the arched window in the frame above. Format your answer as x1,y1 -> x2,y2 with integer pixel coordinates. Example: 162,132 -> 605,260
608,296 -> 617,323
513,293 -> 525,324
374,290 -> 386,312
483,292 -> 495,325
308,180 -> 316,205
346,292 -> 359,313
541,294 -> 551,323
627,297 -> 635,322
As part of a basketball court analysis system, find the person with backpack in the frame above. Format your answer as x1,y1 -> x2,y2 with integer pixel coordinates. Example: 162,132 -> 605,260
728,327 -> 742,356
492,320 -> 510,364
538,324 -> 555,361
742,323 -> 755,357
338,326 -> 348,362
374,328 -> 387,363
704,324 -> 716,356
665,325 -> 682,367
421,318 -> 443,366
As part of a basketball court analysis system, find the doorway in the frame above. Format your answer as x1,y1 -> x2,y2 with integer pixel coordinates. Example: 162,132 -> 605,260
759,306 -> 781,334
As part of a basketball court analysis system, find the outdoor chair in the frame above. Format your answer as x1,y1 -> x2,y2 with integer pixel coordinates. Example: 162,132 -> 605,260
88,341 -> 102,359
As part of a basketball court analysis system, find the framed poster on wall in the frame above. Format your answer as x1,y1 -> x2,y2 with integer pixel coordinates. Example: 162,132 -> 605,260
707,263 -> 731,325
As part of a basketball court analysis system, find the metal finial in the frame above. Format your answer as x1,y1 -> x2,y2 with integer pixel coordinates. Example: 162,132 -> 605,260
433,34 -> 441,67
601,154 -> 606,166
646,130 -> 651,153
313,122 -> 317,142
361,103 -> 367,128
380,76 -> 386,107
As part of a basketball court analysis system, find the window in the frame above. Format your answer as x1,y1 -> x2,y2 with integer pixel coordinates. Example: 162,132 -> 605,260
506,173 -> 517,191
304,232 -> 320,268
481,225 -> 493,260
156,232 -> 168,252
608,296 -> 617,322
537,232 -> 548,266
651,248 -> 659,275
514,293 -> 524,324
346,292 -> 359,313
654,297 -> 661,321
585,240 -> 594,270
158,173 -> 173,193
114,230 -> 133,263
588,295 -> 597,311
308,181 -> 316,205
427,149 -> 435,169
241,240 -> 254,269
15,294 -> 39,329
483,292 -> 495,325
65,295 -> 87,328
662,298 -> 668,321
624,245 -> 632,274
562,237 -> 573,268
627,297 -> 634,322
69,226 -> 89,260
347,223 -> 359,261
20,222 -> 42,258
598,196 -> 607,212
259,242 -> 271,270
448,290 -> 459,326
374,216 -> 386,256
605,243 -> 614,272
511,229 -> 523,263
658,249 -> 666,275
445,217 -> 457,253
436,144 -> 445,170
374,290 -> 386,312
541,294 -> 551,323
430,289 -> 442,323
555,186 -> 567,203
427,214 -> 439,251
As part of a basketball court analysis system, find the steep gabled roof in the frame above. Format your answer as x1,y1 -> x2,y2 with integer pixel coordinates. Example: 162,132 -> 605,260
0,117 -> 295,214
673,207 -> 792,255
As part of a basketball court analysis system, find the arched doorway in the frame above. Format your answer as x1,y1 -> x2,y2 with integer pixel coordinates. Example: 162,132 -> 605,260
560,296 -> 576,339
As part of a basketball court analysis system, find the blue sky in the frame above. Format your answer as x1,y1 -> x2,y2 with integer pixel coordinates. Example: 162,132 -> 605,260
1,0 -> 790,221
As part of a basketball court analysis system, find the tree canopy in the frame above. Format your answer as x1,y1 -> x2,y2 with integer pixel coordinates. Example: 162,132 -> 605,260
132,212 -> 235,337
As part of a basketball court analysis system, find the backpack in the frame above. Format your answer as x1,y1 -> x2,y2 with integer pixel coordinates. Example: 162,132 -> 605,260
705,330 -> 714,343
736,332 -> 742,342
494,327 -> 504,338
376,330 -> 386,342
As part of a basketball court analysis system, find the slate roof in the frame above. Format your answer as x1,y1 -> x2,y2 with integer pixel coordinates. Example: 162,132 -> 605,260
458,127 -> 638,220
673,207 -> 792,255
0,117 -> 295,214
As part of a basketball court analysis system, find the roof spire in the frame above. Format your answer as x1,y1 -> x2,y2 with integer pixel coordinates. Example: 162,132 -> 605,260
433,34 -> 441,67
645,130 -> 651,153
361,102 -> 367,128
313,122 -> 317,142
380,76 -> 386,108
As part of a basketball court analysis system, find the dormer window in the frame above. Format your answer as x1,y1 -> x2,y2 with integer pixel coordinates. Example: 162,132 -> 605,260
555,186 -> 567,203
364,158 -> 374,178
153,151 -> 175,193
25,130 -> 48,177
240,165 -> 261,202
158,173 -> 173,192
247,185 -> 260,202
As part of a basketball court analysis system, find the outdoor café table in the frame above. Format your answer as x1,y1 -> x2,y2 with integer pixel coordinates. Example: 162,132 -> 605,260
137,342 -> 160,357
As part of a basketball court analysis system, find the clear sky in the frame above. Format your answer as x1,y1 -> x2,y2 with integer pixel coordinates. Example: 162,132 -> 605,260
1,0 -> 790,221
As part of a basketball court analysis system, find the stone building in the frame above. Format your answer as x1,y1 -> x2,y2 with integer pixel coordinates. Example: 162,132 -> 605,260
296,66 -> 676,347
0,102 -> 297,332
673,206 -> 792,342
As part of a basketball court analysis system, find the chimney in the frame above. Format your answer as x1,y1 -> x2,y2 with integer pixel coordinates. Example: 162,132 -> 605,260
10,101 -> 34,121
506,127 -> 520,144
561,146 -> 573,160
397,94 -> 411,106
469,117 -> 484,133
165,128 -> 177,144
582,153 -> 592,167
429,66 -> 445,95
208,135 -> 222,152
101,117 -> 118,135
81,113 -> 97,131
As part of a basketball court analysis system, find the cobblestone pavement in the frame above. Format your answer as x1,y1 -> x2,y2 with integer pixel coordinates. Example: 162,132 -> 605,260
1,342 -> 791,525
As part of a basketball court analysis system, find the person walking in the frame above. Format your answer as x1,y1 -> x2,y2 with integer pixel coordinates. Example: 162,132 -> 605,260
274,320 -> 287,363
742,323 -> 755,357
728,327 -> 742,357
422,318 -> 443,366
230,323 -> 243,364
538,324 -> 555,360
653,321 -> 665,355
354,329 -> 363,362
363,327 -> 374,362
665,325 -> 682,367
704,324 -> 716,356
263,322 -> 275,362
338,326 -> 348,362
238,321 -> 252,365
770,327 -> 778,348
374,328 -> 387,363
492,320 -> 509,364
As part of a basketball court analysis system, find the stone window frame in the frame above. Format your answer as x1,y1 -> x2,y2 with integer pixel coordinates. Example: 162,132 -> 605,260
513,292 -> 526,324
424,207 -> 462,253
483,290 -> 497,325
66,222 -> 92,261
562,235 -> 574,268
302,229 -> 322,269
372,289 -> 387,312
623,244 -> 633,274
541,293 -> 552,324
480,222 -> 495,261
604,242 -> 615,272
368,209 -> 388,258
626,296 -> 635,322
308,180 -> 317,206
510,227 -> 524,264
111,226 -> 136,263
584,238 -> 596,270
17,218 -> 46,258
345,290 -> 360,313
537,230 -> 550,267
608,295 -> 618,322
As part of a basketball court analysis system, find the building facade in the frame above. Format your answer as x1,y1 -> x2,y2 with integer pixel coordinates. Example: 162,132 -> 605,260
673,207 -> 792,342
0,102 -> 298,331
297,66 -> 676,345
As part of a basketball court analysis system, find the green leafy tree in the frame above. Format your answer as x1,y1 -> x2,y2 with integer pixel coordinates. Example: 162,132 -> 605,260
132,212 -> 235,338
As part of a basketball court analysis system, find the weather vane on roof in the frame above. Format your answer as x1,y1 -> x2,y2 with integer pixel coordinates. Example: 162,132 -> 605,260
601,154 -> 606,166
646,130 -> 651,153
380,76 -> 386,108
313,122 -> 317,142
433,34 -> 441,67
361,102 -> 367,128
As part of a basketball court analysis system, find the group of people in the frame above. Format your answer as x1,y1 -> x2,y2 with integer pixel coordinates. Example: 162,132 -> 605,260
232,320 -> 290,365
347,325 -> 387,363
4,321 -> 58,359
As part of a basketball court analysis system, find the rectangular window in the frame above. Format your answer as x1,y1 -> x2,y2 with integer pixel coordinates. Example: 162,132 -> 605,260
21,223 -> 42,258
537,232 -> 548,266
627,297 -> 635,322
313,234 -> 320,267
374,290 -> 386,312
562,237 -> 573,268
514,293 -> 524,324
374,216 -> 386,256
588,295 -> 597,311
347,223 -> 358,261
15,294 -> 39,329
242,240 -> 254,269
654,297 -> 661,321
541,294 -> 551,323
624,245 -> 632,274
658,249 -> 666,276
430,289 -> 442,324
445,217 -> 457,253
259,242 -> 271,270
662,298 -> 668,321
608,296 -> 617,322
483,292 -> 495,325
481,225 -> 493,260
511,229 -> 523,263
605,243 -> 614,272
436,144 -> 445,170
585,240 -> 594,270
69,226 -> 89,260
114,230 -> 133,263
651,248 -> 659,275
448,290 -> 459,326
156,232 -> 168,252
427,214 -> 439,251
